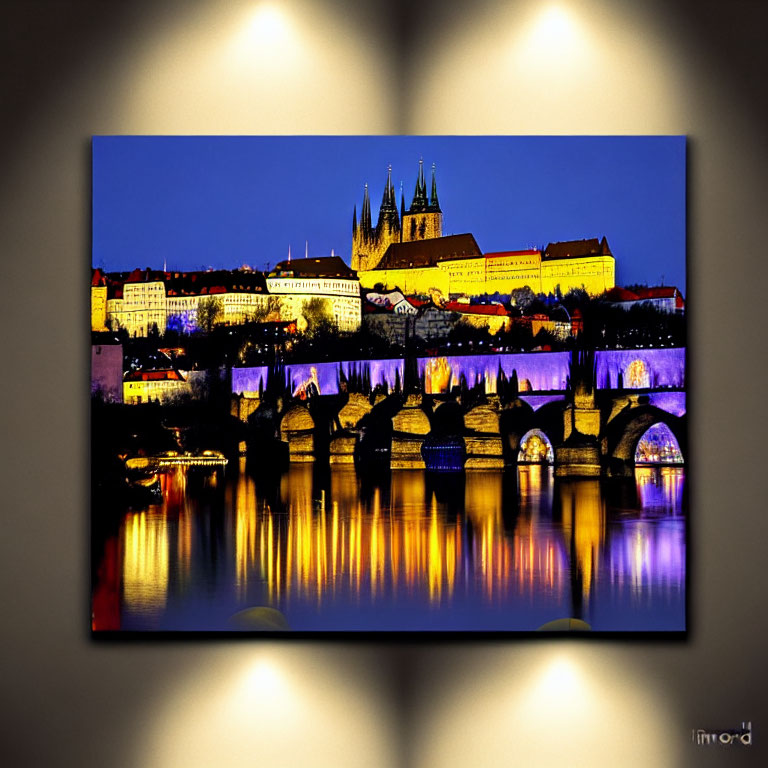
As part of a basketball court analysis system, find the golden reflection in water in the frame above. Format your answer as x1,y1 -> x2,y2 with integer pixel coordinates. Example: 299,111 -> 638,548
163,468 -> 193,588
513,466 -> 566,600
122,508 -> 169,615
231,465 -> 572,610
559,479 -> 605,606
464,471 -> 509,602
235,457 -> 259,599
233,467 -> 470,607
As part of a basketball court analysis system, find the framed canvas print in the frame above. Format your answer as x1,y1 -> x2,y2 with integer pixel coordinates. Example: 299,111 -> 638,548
91,136 -> 686,633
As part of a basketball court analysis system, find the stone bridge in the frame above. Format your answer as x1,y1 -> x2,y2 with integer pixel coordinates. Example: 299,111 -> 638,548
234,384 -> 686,478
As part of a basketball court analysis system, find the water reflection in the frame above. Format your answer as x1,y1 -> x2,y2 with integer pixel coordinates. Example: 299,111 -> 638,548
122,509 -> 169,617
94,463 -> 686,631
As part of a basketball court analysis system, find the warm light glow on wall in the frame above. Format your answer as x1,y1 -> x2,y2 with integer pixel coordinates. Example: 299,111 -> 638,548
227,4 -> 301,69
528,656 -> 586,706
104,0 -> 396,134
140,648 -> 398,768
245,4 -> 293,44
411,647 -> 681,766
513,5 -> 591,72
407,0 -> 689,132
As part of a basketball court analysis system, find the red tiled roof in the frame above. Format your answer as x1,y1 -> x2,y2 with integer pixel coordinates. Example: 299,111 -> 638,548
377,234 -> 482,269
125,268 -> 165,283
605,286 -> 638,301
634,286 -> 679,300
108,269 -> 268,297
544,237 -> 612,260
484,249 -> 540,258
124,369 -> 184,382
444,301 -> 508,316
270,256 -> 355,278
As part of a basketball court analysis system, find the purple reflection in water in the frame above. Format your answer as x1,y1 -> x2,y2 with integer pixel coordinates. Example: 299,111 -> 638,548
94,464 -> 686,631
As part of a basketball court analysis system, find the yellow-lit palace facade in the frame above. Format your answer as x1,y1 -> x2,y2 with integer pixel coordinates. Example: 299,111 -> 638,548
352,161 -> 616,298
359,243 -> 615,298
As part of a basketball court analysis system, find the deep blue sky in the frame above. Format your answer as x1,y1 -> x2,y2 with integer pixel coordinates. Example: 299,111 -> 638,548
92,136 -> 686,293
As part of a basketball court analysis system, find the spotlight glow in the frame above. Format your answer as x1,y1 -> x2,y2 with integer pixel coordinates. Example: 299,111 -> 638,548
511,4 -> 594,83
411,648 -> 681,767
114,0 -> 397,133
408,0 -> 687,133
241,658 -> 285,698
531,656 -> 582,701
140,648 -> 398,768
527,5 -> 581,49
246,4 -> 291,43
230,3 -> 296,63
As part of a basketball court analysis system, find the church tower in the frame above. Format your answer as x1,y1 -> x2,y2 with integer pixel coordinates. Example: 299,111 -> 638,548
351,166 -> 401,272
402,160 -> 443,243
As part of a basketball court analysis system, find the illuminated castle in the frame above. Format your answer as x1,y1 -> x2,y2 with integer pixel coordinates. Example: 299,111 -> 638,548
351,162 -> 615,298
351,159 -> 442,273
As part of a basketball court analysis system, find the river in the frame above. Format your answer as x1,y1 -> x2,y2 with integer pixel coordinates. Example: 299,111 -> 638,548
92,462 -> 685,632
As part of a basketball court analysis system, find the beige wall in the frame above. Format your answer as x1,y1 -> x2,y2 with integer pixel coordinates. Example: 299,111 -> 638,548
4,2 -> 768,767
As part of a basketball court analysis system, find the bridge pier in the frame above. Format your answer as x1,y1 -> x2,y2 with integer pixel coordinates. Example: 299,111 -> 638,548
391,394 -> 430,469
329,393 -> 373,465
554,435 -> 602,477
464,399 -> 504,469
280,405 -> 315,463
329,433 -> 357,464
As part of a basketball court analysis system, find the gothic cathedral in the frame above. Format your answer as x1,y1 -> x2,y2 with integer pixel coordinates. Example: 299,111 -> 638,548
351,159 -> 442,272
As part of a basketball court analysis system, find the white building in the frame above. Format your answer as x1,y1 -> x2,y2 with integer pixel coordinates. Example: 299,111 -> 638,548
97,268 -> 271,336
266,256 -> 361,332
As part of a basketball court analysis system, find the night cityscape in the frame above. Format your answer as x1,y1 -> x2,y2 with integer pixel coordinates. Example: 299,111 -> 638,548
91,136 -> 687,632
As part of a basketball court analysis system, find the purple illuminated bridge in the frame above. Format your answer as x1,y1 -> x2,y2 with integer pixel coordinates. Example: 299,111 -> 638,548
232,348 -> 686,477
233,348 -> 685,402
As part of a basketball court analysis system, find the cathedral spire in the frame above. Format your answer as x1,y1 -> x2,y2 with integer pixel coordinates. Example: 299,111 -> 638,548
429,162 -> 441,212
380,165 -> 395,210
352,204 -> 357,236
361,183 -> 372,237
377,164 -> 400,236
410,158 -> 428,212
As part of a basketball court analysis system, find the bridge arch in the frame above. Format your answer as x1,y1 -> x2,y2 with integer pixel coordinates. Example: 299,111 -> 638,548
280,404 -> 315,463
604,404 -> 686,476
463,401 -> 500,435
517,428 -> 555,464
431,399 -> 465,436
634,422 -> 684,464
499,399 -> 565,466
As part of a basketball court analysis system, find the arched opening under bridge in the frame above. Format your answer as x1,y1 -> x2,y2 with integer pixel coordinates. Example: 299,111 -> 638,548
634,422 -> 684,465
517,429 -> 555,464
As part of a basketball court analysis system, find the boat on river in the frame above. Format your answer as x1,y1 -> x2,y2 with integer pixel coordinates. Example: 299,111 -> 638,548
125,450 -> 228,471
